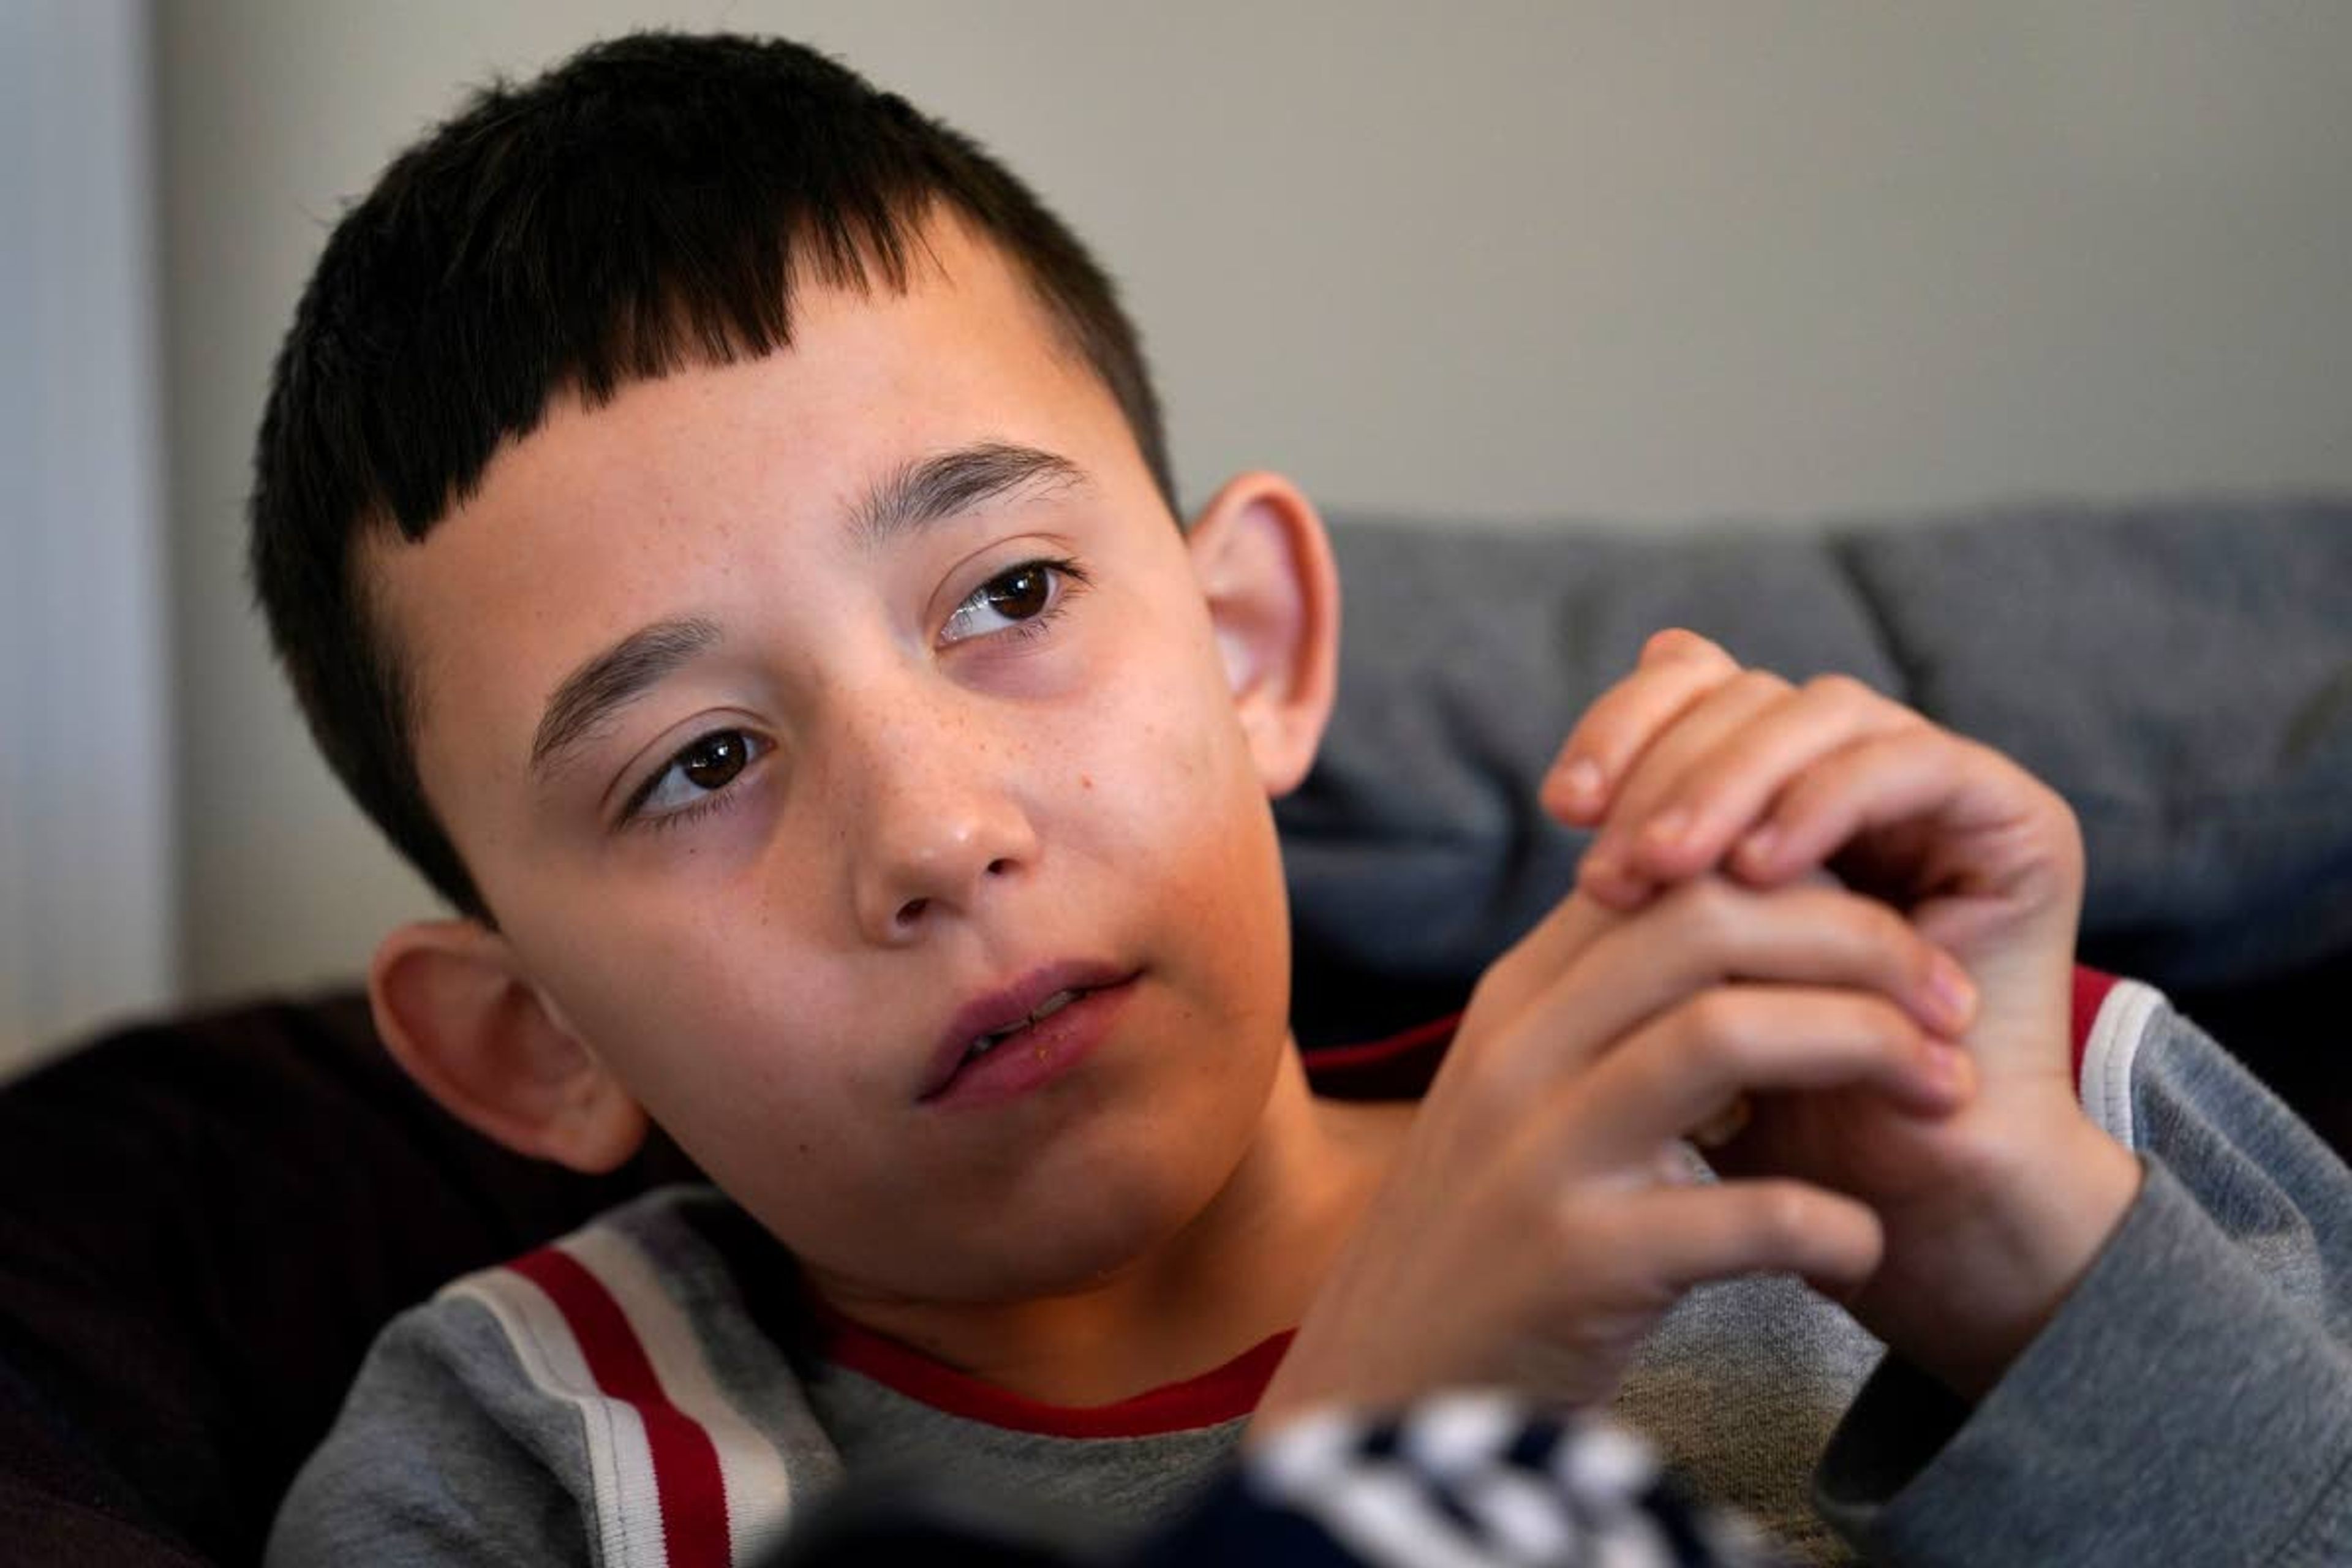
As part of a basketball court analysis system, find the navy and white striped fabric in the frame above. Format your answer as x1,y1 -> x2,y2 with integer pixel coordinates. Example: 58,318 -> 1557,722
772,1391 -> 1779,1567
1155,1392 -> 1779,1568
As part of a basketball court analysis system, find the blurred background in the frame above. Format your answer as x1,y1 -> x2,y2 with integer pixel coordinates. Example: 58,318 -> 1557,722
3,1 -> 2348,1075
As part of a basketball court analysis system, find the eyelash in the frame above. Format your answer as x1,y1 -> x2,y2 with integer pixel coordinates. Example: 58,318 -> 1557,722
617,557 -> 1090,833
941,556 -> 1090,647
638,792 -> 729,836
622,729 -> 768,834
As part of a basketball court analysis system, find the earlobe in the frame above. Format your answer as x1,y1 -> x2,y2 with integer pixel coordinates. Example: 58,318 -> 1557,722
369,920 -> 648,1173
1186,472 -> 1341,796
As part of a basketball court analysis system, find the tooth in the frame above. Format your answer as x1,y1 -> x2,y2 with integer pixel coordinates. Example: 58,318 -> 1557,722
963,989 -> 1087,1067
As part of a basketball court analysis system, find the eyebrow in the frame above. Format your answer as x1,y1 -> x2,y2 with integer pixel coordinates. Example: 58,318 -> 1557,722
849,441 -> 1087,551
529,616 -> 723,785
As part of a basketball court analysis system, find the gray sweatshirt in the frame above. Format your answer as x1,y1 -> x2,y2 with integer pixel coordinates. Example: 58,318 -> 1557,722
268,976 -> 2352,1566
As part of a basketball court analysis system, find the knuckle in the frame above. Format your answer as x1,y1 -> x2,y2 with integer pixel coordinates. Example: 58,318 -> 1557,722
1678,990 -> 1756,1067
1542,1193 -> 1613,1264
1852,995 -> 1920,1054
1667,876 -> 1749,950
1546,1194 -> 1591,1250
1751,1184 -> 1814,1247
1801,671 -> 1876,710
1820,884 -> 1911,957
1856,895 -> 1918,956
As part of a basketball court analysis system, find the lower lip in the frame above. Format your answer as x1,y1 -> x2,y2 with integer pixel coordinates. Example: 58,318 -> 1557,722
927,978 -> 1136,1109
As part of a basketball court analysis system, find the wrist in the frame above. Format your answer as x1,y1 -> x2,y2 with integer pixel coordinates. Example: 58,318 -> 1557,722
1857,1122 -> 2143,1400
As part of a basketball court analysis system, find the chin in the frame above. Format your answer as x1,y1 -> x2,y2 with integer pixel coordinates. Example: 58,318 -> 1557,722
949,1139 -> 1257,1303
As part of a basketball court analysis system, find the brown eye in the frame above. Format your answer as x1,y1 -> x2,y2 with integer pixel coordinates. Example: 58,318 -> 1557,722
940,558 -> 1085,646
627,727 -> 769,825
982,565 -> 1052,620
680,731 -> 751,790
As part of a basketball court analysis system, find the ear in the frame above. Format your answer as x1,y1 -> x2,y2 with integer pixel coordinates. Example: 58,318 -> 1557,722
1185,471 -> 1341,797
368,919 -> 649,1173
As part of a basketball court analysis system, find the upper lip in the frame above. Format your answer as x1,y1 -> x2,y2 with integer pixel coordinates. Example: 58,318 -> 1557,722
918,959 -> 1135,1101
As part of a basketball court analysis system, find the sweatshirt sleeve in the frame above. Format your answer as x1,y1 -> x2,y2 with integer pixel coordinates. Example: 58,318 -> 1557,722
266,1294 -> 597,1567
1815,987 -> 2352,1566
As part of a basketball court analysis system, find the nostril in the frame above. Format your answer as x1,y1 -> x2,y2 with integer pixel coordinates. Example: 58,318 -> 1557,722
985,858 -> 1012,877
895,897 -> 929,927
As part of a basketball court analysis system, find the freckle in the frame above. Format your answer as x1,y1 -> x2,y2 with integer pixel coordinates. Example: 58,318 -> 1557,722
1081,775 -> 1094,790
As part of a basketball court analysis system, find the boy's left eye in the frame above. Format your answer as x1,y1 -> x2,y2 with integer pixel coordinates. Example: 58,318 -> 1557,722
940,559 -> 1085,646
624,727 -> 769,827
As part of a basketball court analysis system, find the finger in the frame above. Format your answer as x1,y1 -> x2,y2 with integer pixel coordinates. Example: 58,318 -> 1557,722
1563,985 -> 1973,1171
1732,729 -> 2078,900
1576,669 -> 1795,908
1491,878 -> 1977,1098
1593,1178 -> 1885,1297
1461,889 -> 1628,1050
1613,673 -> 1923,886
1542,630 -> 1742,826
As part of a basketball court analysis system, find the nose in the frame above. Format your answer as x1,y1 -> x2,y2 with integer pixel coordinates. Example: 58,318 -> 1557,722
839,696 -> 1041,944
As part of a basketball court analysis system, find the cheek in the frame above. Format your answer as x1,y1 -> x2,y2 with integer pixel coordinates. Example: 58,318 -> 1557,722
1074,660 -> 1292,987
522,916 -> 953,1257
1070,601 -> 1257,814
516,907 -> 861,1145
1115,673 -> 1270,857
566,956 -> 918,1236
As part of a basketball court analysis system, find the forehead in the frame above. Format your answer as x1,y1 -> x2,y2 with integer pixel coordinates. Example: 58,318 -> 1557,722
364,220 -> 1145,794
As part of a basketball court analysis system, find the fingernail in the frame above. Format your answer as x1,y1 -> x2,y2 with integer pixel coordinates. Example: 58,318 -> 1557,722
1926,954 -> 1978,1030
1687,1093 -> 1754,1150
1555,756 -> 1603,810
1737,824 -> 1778,871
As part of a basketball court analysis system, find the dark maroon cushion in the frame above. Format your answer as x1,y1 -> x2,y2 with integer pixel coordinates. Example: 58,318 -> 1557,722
0,992 -> 693,1566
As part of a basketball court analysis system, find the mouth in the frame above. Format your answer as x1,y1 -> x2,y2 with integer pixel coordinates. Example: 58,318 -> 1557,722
919,962 -> 1139,1104
963,987 -> 1085,1060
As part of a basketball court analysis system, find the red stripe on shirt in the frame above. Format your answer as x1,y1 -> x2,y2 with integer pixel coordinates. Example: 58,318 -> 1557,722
2072,964 -> 2119,1084
1310,975 -> 2124,1096
818,1307 -> 1295,1439
507,1246 -> 733,1568
1300,1011 -> 1461,1074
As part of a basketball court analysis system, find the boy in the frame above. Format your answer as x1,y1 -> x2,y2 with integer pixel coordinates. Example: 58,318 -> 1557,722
256,31 -> 2350,1565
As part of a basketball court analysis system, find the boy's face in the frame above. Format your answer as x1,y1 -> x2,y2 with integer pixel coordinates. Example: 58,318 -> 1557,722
369,219 -> 1319,1303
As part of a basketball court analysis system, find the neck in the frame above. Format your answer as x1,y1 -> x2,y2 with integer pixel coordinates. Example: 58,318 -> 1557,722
811,1048 -> 1408,1407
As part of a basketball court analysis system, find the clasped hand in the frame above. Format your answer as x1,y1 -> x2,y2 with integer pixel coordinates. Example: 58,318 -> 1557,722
1259,631 -> 2139,1430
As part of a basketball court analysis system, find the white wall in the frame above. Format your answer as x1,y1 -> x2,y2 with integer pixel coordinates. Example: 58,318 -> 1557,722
0,1 -> 175,1074
151,1 -> 2352,1008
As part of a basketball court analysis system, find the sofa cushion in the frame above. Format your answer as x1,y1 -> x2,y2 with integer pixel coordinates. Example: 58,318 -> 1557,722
0,993 -> 696,1566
